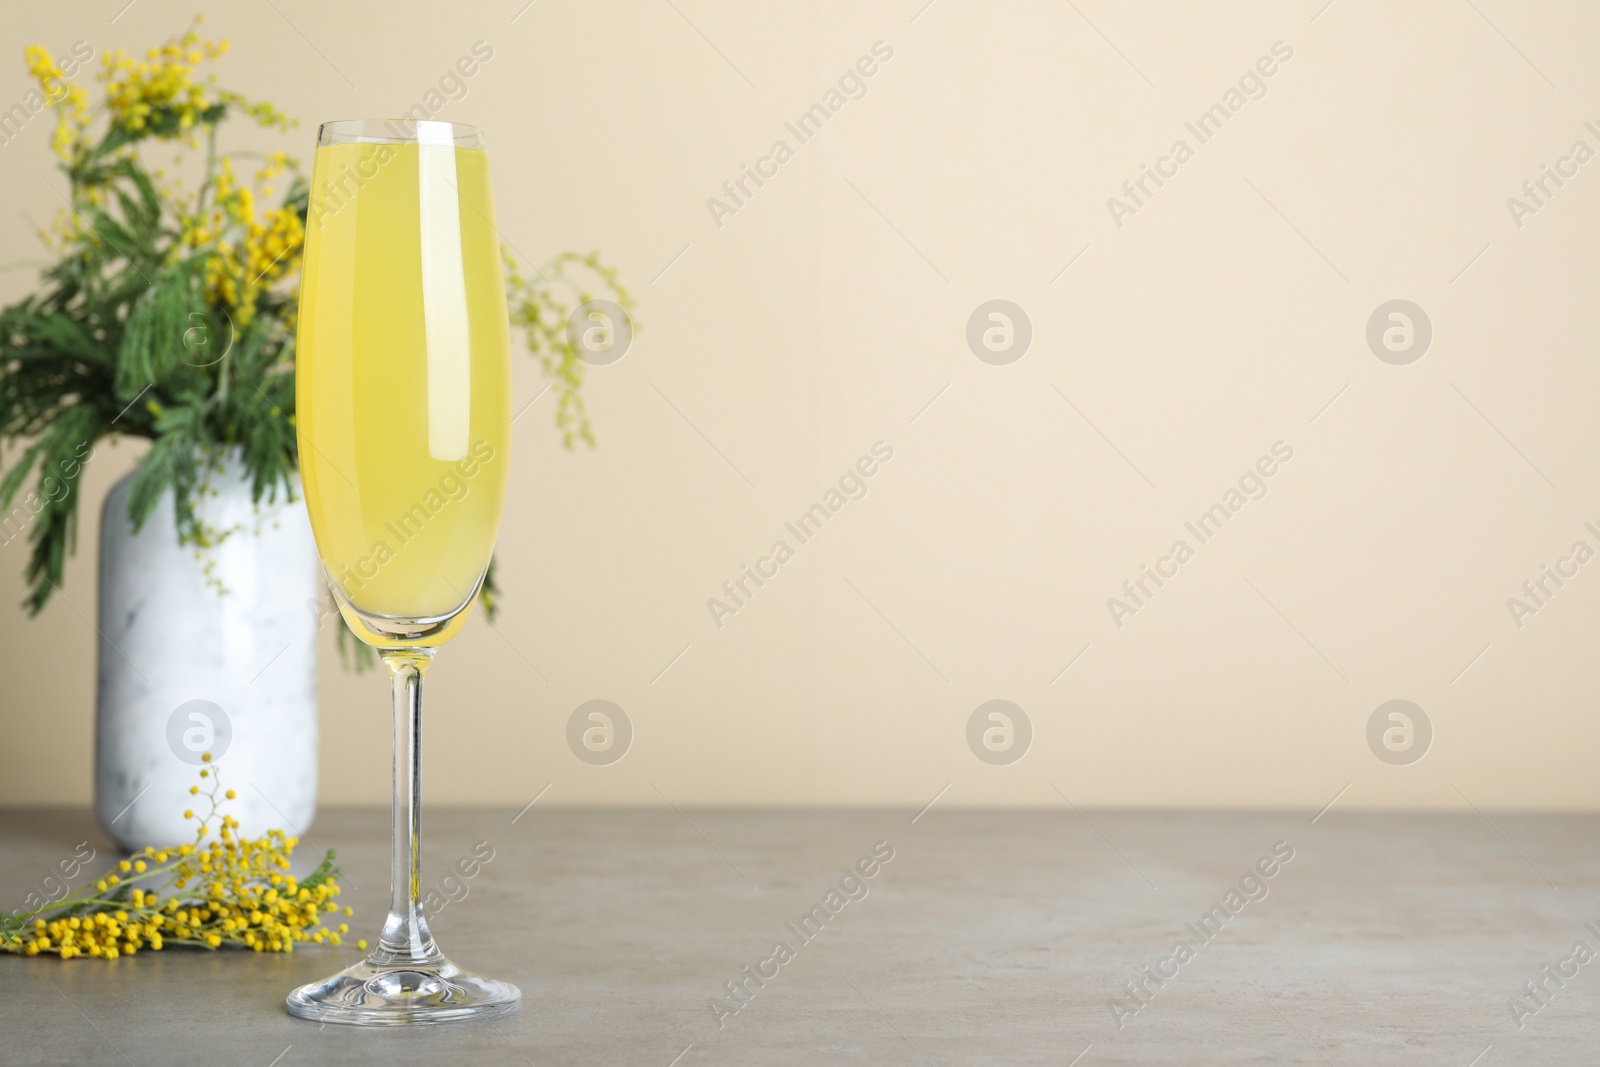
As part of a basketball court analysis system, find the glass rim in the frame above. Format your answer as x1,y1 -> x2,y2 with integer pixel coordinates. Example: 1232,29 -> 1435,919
317,118 -> 484,149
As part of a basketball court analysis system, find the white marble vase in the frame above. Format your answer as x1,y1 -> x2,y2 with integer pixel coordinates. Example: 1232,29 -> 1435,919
95,455 -> 319,851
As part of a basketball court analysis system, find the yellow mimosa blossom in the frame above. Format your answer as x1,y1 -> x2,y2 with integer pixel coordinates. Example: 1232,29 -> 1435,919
174,151 -> 305,327
97,18 -> 231,138
2,763 -> 351,961
24,45 -> 91,163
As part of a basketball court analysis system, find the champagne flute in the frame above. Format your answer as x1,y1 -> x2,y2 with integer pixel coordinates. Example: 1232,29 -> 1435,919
286,118 -> 518,1025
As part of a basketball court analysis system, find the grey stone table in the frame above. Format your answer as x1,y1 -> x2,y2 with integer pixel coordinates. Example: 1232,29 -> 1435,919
0,807 -> 1595,1065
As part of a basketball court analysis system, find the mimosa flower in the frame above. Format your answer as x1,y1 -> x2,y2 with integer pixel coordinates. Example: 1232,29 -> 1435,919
96,18 -> 240,140
1,763 -> 351,960
5,16 -> 633,665
24,44 -> 91,163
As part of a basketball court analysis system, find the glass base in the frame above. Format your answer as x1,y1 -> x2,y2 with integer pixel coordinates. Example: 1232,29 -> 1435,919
286,954 -> 520,1026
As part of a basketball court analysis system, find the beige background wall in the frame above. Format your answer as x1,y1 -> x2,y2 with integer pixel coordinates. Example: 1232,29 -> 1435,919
2,0 -> 1598,810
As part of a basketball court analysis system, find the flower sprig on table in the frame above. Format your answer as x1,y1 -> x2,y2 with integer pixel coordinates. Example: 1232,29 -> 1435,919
1,756 -> 360,960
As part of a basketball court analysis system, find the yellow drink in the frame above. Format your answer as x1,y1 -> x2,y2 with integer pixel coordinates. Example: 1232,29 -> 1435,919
297,134 -> 511,632
287,120 -> 523,1026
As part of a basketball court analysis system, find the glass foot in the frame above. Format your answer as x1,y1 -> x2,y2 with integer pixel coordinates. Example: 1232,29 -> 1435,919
286,954 -> 520,1026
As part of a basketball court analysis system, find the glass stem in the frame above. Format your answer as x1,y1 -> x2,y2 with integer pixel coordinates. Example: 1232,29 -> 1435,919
375,648 -> 441,965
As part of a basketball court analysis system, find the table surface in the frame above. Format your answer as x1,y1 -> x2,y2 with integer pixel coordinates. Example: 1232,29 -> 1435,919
0,806 -> 1594,1065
